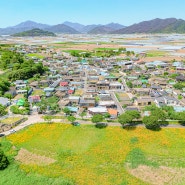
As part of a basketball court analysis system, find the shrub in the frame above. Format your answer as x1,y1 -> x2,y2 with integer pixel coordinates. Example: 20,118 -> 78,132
0,149 -> 9,170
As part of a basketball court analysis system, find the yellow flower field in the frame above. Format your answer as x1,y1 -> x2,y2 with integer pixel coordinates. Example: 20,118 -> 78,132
2,123 -> 185,185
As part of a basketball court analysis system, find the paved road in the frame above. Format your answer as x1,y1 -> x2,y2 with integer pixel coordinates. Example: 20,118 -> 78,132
1,114 -> 44,136
1,114 -> 185,136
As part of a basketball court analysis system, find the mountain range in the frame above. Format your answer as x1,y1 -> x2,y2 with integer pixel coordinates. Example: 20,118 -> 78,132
0,20 -> 125,35
112,18 -> 185,34
1,18 -> 185,35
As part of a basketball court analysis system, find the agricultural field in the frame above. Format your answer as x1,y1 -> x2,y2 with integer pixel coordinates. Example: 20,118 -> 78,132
116,92 -> 132,106
146,50 -> 167,57
1,123 -> 185,185
26,53 -> 45,59
1,117 -> 23,125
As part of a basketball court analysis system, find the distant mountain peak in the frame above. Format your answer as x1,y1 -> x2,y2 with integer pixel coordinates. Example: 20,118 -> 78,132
112,18 -> 185,34
45,24 -> 80,34
13,20 -> 50,29
63,21 -> 85,32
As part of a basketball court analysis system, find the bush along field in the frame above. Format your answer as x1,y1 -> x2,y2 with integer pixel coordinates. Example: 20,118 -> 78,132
1,123 -> 185,185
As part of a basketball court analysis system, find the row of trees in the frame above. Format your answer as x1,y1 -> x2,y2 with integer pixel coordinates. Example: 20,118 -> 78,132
117,105 -> 185,130
46,104 -> 184,130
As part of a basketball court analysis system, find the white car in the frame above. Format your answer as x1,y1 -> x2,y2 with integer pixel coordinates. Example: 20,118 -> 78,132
9,129 -> 16,133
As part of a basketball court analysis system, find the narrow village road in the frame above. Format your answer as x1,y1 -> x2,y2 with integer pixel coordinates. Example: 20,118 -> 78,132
110,92 -> 124,114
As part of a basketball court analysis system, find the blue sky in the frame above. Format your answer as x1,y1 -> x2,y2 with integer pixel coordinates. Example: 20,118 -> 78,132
1,0 -> 185,27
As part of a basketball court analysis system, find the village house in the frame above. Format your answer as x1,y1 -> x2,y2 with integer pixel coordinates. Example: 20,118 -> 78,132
28,95 -> 41,103
107,108 -> 118,119
0,97 -> 10,106
97,81 -> 110,90
60,81 -> 69,87
86,87 -> 97,95
109,82 -> 123,90
155,96 -> 180,107
99,101 -> 116,109
79,98 -> 96,108
68,96 -> 80,104
88,106 -> 108,115
134,97 -> 154,107
132,88 -> 151,96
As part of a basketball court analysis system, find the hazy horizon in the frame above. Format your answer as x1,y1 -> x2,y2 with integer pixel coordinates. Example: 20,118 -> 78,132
1,0 -> 185,27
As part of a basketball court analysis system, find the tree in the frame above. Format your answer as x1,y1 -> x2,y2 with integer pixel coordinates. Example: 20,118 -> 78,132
62,107 -> 71,115
67,116 -> 76,123
173,83 -> 185,90
126,81 -> 133,88
80,112 -> 86,120
118,113 -> 133,125
161,106 -> 176,120
125,110 -> 140,120
4,93 -> 12,100
0,104 -> 7,116
0,149 -> 9,170
118,110 -> 140,126
104,113 -> 111,119
91,114 -> 104,124
178,112 -> 185,120
143,116 -> 160,130
145,105 -> 166,121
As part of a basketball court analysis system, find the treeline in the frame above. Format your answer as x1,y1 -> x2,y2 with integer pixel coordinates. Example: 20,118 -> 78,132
118,105 -> 185,130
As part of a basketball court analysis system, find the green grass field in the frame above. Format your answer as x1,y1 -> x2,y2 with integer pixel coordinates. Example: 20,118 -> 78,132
26,53 -> 45,59
1,123 -> 185,185
146,50 -> 167,57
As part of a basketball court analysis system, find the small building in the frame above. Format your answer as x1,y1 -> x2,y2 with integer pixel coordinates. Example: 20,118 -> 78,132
96,81 -> 110,90
88,106 -> 107,115
17,89 -> 28,94
107,109 -> 118,119
69,96 -> 80,104
99,101 -> 116,108
79,99 -> 96,108
16,98 -> 25,106
60,81 -> 69,87
155,96 -> 179,107
132,88 -> 151,96
44,87 -> 55,93
0,97 -> 10,106
16,84 -> 27,90
28,95 -> 41,103
66,106 -> 78,113
135,97 -> 154,106
109,82 -> 123,90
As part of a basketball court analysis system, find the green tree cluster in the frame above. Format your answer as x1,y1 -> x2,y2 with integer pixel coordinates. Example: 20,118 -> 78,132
37,96 -> 60,113
143,105 -> 166,129
91,114 -> 104,123
118,110 -> 140,126
0,50 -> 47,81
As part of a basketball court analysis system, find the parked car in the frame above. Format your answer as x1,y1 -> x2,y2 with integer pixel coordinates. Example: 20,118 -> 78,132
72,122 -> 80,126
9,129 -> 16,133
